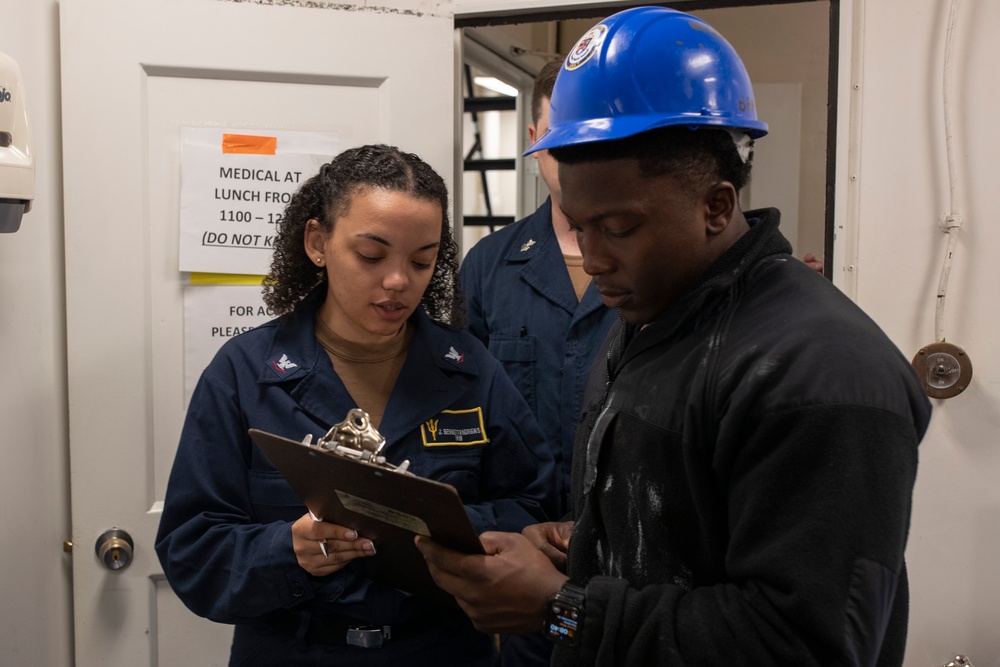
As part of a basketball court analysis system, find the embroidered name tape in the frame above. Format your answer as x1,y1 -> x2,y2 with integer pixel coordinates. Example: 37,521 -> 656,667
421,408 -> 488,447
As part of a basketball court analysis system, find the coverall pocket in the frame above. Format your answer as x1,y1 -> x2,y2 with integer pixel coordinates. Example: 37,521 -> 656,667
412,449 -> 483,503
247,470 -> 305,523
488,334 -> 537,412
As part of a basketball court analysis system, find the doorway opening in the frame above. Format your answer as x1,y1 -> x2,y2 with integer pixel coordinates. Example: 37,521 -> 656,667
457,0 -> 838,277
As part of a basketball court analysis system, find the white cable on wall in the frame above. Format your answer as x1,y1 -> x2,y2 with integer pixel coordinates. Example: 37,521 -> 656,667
910,0 -> 973,400
936,0 -> 963,343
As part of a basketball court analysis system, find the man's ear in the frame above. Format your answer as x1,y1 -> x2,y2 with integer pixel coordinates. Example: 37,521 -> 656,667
704,181 -> 737,236
528,123 -> 538,144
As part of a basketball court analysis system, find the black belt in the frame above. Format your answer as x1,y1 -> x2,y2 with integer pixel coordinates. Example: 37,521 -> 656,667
264,609 -> 452,648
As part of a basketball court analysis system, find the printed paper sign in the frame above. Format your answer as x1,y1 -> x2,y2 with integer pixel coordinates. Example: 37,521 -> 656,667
183,283 -> 275,407
179,127 -> 340,275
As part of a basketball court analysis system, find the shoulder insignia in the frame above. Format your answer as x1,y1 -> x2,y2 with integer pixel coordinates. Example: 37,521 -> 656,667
267,353 -> 300,377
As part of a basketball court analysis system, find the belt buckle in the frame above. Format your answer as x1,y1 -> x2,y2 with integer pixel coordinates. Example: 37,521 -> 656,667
346,625 -> 390,649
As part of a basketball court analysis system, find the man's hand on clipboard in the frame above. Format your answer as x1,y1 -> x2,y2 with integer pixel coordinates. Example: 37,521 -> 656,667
415,531 -> 568,634
291,510 -> 376,576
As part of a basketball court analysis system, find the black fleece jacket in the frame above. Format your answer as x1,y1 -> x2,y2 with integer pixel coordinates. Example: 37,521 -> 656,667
553,209 -> 931,667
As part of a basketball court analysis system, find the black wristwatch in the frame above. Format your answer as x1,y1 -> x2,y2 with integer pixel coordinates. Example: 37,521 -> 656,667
544,580 -> 586,646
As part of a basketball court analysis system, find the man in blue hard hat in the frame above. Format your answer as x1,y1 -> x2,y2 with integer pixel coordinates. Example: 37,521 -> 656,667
418,7 -> 930,666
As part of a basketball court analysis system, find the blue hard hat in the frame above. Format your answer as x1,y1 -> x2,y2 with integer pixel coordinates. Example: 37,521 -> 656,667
525,6 -> 768,155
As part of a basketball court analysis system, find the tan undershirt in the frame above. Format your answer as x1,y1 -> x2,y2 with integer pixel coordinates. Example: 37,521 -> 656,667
564,254 -> 590,303
314,318 -> 413,430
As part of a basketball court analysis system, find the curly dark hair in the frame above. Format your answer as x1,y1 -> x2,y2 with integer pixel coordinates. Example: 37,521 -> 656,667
550,126 -> 754,195
262,144 -> 463,326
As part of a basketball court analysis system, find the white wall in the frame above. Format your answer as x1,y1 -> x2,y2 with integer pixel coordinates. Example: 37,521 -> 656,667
2,0 -> 999,664
0,2 -> 74,665
845,1 -> 1000,663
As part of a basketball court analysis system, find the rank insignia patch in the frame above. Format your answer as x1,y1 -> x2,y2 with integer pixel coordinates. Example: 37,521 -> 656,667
267,353 -> 301,379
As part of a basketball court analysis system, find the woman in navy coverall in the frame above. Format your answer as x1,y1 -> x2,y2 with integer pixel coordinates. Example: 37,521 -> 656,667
155,145 -> 556,666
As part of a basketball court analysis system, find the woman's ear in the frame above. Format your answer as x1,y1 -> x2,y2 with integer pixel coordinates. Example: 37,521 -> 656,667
704,181 -> 737,236
303,218 -> 327,266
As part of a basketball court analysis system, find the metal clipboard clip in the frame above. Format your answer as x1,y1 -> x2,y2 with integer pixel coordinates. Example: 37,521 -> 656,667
301,408 -> 412,475
942,657 -> 975,667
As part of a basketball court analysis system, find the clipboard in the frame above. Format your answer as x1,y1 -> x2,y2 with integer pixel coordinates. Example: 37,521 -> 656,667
249,420 -> 484,606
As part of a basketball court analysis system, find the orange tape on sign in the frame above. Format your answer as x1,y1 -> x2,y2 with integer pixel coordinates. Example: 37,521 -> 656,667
222,134 -> 277,155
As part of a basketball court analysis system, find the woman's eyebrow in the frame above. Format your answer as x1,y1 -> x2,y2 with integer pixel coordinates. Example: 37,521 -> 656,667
354,232 -> 390,246
354,233 -> 439,251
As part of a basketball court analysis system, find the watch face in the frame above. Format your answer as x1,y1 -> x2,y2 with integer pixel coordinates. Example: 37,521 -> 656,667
546,600 -> 582,646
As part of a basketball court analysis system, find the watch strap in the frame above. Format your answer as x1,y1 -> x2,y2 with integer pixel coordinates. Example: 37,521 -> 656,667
545,579 -> 587,646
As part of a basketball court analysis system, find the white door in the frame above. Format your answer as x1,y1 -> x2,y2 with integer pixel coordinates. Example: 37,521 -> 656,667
59,0 -> 454,663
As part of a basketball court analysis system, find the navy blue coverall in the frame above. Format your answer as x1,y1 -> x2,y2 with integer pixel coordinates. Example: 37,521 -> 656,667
155,297 -> 556,666
461,198 -> 618,518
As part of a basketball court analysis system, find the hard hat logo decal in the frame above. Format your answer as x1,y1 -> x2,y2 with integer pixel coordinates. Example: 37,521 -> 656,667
0,87 -> 11,103
566,24 -> 608,71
